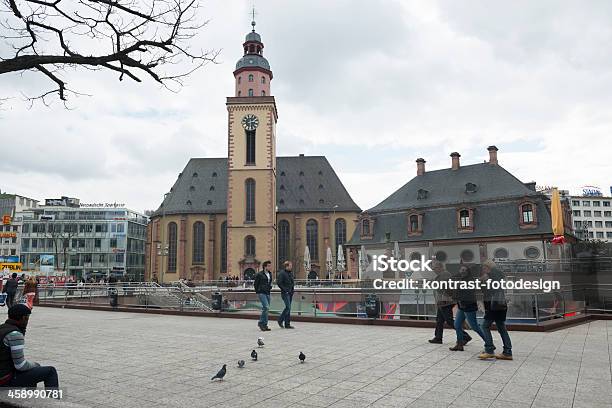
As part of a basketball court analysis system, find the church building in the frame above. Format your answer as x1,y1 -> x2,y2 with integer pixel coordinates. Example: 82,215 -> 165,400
145,21 -> 361,283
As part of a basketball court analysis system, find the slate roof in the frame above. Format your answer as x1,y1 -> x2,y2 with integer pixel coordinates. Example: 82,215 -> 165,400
152,156 -> 360,217
347,162 -> 553,245
368,162 -> 540,213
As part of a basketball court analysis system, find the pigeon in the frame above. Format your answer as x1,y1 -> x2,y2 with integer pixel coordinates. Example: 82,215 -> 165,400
257,337 -> 265,348
211,364 -> 227,381
251,349 -> 258,361
237,360 -> 245,368
299,352 -> 306,363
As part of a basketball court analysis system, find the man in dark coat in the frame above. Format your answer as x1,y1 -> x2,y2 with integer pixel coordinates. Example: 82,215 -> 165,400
2,274 -> 19,308
253,261 -> 273,331
277,261 -> 295,329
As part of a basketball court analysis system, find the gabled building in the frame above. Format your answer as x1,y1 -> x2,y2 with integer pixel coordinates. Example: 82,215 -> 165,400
346,147 -> 573,278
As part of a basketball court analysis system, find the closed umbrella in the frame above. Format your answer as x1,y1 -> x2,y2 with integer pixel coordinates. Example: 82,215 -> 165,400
303,246 -> 311,276
336,245 -> 346,276
551,188 -> 566,244
359,245 -> 368,280
326,247 -> 333,280
393,241 -> 401,260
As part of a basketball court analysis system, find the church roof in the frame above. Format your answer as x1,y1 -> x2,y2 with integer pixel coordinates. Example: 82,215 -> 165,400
367,162 -> 540,213
152,156 -> 360,217
347,162 -> 553,245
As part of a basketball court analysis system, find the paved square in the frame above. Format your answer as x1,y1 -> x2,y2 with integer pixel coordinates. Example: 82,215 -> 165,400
0,307 -> 610,408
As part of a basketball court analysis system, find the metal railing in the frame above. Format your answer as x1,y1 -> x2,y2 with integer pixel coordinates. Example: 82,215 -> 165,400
24,281 -> 612,325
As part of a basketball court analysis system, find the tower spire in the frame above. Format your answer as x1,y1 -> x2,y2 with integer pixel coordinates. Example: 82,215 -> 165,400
251,6 -> 256,32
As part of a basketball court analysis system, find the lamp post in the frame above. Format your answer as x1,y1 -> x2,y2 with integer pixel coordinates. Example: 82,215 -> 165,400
331,204 -> 338,280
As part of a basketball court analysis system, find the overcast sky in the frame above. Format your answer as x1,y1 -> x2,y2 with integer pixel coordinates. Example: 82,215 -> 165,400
2,0 -> 612,213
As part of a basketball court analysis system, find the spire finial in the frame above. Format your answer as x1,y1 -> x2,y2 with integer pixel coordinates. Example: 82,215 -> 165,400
251,6 -> 256,32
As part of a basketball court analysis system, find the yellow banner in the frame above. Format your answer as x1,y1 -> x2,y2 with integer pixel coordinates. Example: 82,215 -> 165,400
0,263 -> 22,272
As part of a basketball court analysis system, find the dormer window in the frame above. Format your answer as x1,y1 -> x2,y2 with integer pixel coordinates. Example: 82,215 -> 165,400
407,211 -> 423,236
417,189 -> 428,200
280,185 -> 285,190
362,220 -> 370,235
518,200 -> 538,229
457,208 -> 474,233
299,171 -> 304,176
359,214 -> 375,240
465,183 -> 478,193
210,186 -> 215,191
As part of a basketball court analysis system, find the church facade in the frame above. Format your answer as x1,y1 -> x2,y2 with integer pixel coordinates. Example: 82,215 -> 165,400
145,22 -> 361,283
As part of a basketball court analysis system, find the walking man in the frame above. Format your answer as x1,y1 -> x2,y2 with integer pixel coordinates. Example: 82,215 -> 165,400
277,261 -> 295,329
254,261 -> 273,331
2,274 -> 19,309
429,261 -> 471,345
479,260 -> 513,360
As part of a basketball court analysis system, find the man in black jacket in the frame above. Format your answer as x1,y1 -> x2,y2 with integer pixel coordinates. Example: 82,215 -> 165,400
253,261 -> 273,331
277,261 -> 295,329
3,274 -> 19,308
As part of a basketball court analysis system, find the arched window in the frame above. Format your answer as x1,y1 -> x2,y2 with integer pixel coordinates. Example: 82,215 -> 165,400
261,76 -> 266,84
248,89 -> 254,97
261,90 -> 266,96
362,219 -> 370,235
306,219 -> 318,261
238,91 -> 241,97
220,221 -> 227,273
192,222 -> 205,264
238,76 -> 241,84
334,218 -> 346,253
246,130 -> 255,164
278,220 -> 290,266
459,209 -> 471,228
167,222 -> 177,272
245,235 -> 256,256
248,74 -> 254,82
245,179 -> 256,222
522,204 -> 534,223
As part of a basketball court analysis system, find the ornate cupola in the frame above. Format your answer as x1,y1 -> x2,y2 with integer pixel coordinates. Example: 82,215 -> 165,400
234,18 -> 272,97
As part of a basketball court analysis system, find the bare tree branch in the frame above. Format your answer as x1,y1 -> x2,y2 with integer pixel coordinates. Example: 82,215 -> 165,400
0,0 -> 218,104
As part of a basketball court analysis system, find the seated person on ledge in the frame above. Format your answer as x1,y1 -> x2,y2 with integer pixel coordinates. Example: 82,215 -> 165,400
0,304 -> 59,389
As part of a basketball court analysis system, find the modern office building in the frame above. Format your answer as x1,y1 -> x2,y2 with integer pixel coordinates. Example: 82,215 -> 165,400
0,192 -> 39,259
570,195 -> 612,242
19,197 -> 148,280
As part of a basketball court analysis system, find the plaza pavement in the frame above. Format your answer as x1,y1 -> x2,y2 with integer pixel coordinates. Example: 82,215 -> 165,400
0,307 -> 610,408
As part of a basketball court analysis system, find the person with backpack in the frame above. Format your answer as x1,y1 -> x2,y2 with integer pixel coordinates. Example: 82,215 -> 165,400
449,265 -> 486,351
479,260 -> 513,360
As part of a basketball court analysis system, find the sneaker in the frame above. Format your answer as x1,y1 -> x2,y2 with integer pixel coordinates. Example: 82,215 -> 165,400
263,326 -> 271,331
285,325 -> 295,329
495,353 -> 513,360
478,352 -> 496,359
428,338 -> 443,344
258,325 -> 267,332
277,321 -> 284,328
449,344 -> 464,351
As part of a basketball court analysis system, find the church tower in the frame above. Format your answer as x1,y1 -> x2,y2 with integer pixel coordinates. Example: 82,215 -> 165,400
226,18 -> 278,279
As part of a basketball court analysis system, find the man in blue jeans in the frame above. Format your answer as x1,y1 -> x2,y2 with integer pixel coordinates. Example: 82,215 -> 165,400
277,261 -> 295,329
254,261 -> 273,331
479,260 -> 513,360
